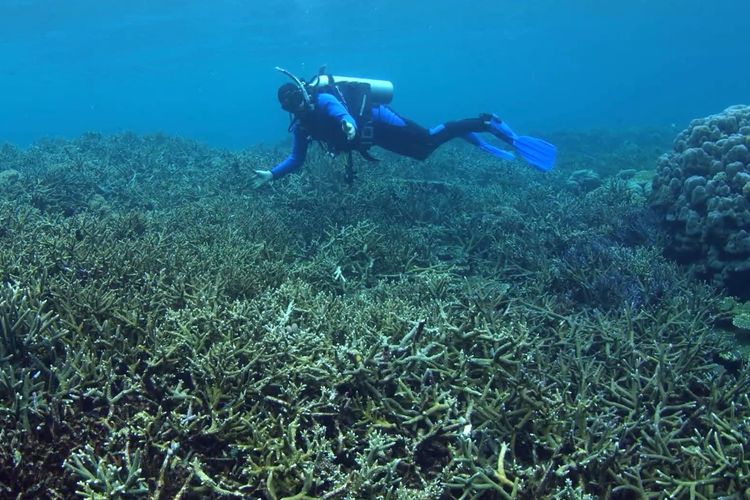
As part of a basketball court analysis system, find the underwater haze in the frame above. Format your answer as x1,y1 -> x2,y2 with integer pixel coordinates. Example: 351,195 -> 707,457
1,0 -> 749,148
5,1 -> 750,498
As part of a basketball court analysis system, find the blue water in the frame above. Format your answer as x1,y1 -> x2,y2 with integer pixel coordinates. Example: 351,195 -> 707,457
1,0 -> 748,149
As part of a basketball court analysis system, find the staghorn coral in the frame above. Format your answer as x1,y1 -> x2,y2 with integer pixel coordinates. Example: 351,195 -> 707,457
566,169 -> 601,193
0,131 -> 748,498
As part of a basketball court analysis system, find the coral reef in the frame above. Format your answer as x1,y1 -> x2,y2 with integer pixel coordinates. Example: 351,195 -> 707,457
566,169 -> 601,193
651,105 -> 750,296
0,130 -> 748,498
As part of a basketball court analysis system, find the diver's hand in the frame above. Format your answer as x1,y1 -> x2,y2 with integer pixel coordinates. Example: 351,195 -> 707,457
252,169 -> 273,188
341,120 -> 356,141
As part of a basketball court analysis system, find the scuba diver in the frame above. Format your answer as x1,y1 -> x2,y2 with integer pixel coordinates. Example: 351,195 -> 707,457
251,67 -> 557,188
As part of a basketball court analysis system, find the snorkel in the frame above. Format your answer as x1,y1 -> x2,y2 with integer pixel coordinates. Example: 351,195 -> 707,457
275,66 -> 314,113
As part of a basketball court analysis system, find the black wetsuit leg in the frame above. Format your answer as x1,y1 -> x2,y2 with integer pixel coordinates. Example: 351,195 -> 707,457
373,117 -> 433,160
428,118 -> 490,149
374,115 -> 490,161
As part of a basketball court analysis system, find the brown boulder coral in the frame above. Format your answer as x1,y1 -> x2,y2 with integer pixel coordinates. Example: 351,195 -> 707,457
651,105 -> 750,296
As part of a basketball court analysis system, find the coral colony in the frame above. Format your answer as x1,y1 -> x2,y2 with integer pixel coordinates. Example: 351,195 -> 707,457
1,112 -> 749,497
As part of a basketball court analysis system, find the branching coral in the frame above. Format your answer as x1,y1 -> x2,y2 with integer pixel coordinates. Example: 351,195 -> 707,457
0,130 -> 747,498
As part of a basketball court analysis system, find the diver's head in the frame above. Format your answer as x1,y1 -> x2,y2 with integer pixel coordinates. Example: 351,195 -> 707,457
278,82 -> 306,113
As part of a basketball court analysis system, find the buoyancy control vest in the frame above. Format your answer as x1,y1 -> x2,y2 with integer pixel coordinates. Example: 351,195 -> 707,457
276,66 -> 395,182
276,66 -> 393,149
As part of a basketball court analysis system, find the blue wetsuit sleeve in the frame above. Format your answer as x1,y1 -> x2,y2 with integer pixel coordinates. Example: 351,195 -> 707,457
372,105 -> 406,127
317,93 -> 356,126
271,126 -> 310,179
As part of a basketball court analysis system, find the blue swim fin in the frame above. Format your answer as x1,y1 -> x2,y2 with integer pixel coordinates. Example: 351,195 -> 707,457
488,116 -> 557,172
462,133 -> 515,161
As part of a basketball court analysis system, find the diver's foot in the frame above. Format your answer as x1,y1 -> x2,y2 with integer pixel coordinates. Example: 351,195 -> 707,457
483,114 -> 517,145
479,112 -> 495,124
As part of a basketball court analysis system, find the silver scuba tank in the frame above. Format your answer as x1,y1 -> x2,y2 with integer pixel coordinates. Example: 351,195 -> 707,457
310,74 -> 394,105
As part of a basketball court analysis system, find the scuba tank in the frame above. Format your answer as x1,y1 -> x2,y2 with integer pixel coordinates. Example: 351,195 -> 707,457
309,74 -> 393,105
275,66 -> 394,106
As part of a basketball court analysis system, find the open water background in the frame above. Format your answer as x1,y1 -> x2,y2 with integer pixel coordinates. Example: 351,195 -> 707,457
1,0 -> 748,148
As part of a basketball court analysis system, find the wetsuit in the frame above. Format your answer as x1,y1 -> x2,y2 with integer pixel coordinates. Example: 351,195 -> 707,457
271,93 -> 492,179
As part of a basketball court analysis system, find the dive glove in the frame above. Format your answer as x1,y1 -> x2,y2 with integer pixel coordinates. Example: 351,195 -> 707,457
252,169 -> 273,188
